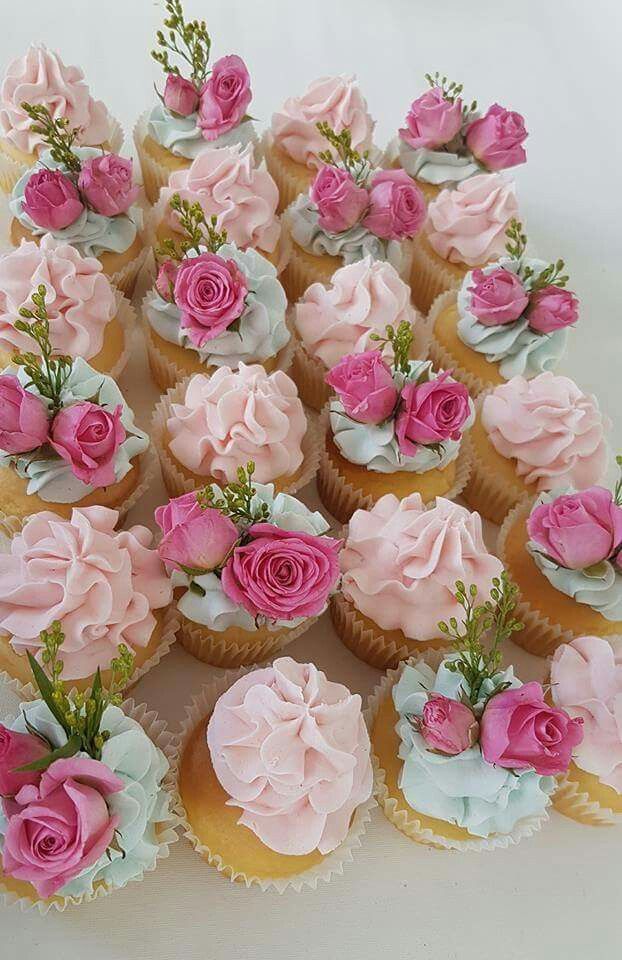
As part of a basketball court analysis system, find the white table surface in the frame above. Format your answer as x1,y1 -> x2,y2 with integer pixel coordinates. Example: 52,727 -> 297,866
1,1 -> 622,958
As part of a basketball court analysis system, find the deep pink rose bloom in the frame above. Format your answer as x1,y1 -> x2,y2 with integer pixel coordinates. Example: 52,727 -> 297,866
22,168 -> 84,231
163,73 -> 199,116
363,169 -> 426,240
527,487 -> 622,570
310,165 -> 368,233
155,491 -> 239,573
78,154 -> 139,217
198,55 -> 252,141
221,523 -> 341,621
465,103 -> 528,171
0,724 -> 48,798
419,695 -> 479,755
468,267 -> 529,326
527,286 -> 579,334
174,252 -> 247,347
0,375 -> 49,454
155,260 -> 178,302
50,402 -> 126,488
325,350 -> 398,424
480,681 -> 583,776
399,87 -> 463,151
395,371 -> 471,456
1,756 -> 123,898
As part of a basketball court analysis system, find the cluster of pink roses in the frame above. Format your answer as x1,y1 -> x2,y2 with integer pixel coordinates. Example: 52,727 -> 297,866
468,267 -> 579,333
162,54 -> 251,141
528,486 -> 622,571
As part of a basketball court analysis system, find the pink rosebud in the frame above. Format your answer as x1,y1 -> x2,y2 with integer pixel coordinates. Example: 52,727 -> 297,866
480,681 -> 583,776
198,54 -> 252,142
325,350 -> 398,424
155,260 -> 178,302
465,103 -> 528,172
309,165 -> 368,233
399,87 -> 463,151
363,169 -> 426,241
395,372 -> 471,456
154,491 -> 239,573
0,724 -> 48,798
174,252 -> 248,347
78,154 -> 139,217
527,486 -> 622,570
527,286 -> 579,334
22,168 -> 84,231
163,73 -> 199,117
50,401 -> 126,488
468,267 -> 529,326
0,375 -> 49,454
419,695 -> 479,755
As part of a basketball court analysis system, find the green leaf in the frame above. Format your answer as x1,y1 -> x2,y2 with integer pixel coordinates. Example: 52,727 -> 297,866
26,652 -> 70,733
21,711 -> 54,750
13,733 -> 81,773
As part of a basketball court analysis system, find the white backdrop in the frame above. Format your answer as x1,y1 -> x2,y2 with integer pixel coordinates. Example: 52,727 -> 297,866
1,1 -> 622,958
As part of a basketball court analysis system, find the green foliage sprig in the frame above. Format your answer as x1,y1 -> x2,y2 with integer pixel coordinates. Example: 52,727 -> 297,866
21,102 -> 81,174
13,284 -> 72,415
505,219 -> 569,290
316,122 -> 370,183
504,218 -> 528,261
151,0 -> 211,88
157,194 -> 228,261
614,455 -> 622,507
197,461 -> 270,526
424,72 -> 476,119
528,259 -> 569,292
370,320 -> 414,375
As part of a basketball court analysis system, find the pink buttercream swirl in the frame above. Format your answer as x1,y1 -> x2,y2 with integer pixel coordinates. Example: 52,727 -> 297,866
341,493 -> 503,641
0,43 -> 111,154
481,373 -> 609,491
161,144 -> 281,254
0,507 -> 173,680
167,364 -> 307,483
271,74 -> 374,168
207,656 -> 373,856
426,173 -> 518,266
551,636 -> 622,793
0,236 -> 116,360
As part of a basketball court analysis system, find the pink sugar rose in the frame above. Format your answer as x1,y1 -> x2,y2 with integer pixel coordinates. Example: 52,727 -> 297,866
480,681 -> 583,776
399,87 -> 463,151
310,165 -> 368,233
395,371 -> 471,456
419,695 -> 479,755
23,168 -> 84,231
50,402 -> 126,488
325,350 -> 398,424
527,286 -> 579,334
221,523 -> 341,621
527,487 -> 622,570
465,103 -> 528,171
468,267 -> 529,326
2,756 -> 123,898
155,491 -> 239,573
78,153 -> 139,217
174,252 -> 247,347
0,724 -> 49,798
163,73 -> 199,117
0,375 -> 49,454
198,55 -> 252,141
155,259 -> 178,302
363,169 -> 426,241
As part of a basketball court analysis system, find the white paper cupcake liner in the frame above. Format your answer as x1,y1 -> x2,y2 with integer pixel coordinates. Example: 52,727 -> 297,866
410,233 -> 467,315
177,609 -> 319,668
552,770 -> 622,827
108,288 -> 136,380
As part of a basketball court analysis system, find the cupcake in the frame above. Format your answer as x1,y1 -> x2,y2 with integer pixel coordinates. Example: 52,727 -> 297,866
428,220 -> 578,395
0,42 -> 122,194
369,573 -> 582,850
317,321 -> 473,523
293,256 -> 426,411
155,465 -> 341,666
464,373 -> 610,524
550,635 -> 622,825
0,236 -> 133,378
173,657 -> 374,890
136,1 -> 256,202
0,506 -> 175,695
265,74 -> 375,212
152,364 -> 321,498
332,492 -> 502,669
498,475 -> 622,657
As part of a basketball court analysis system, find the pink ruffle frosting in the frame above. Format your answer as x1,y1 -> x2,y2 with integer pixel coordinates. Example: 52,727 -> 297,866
481,372 -> 609,491
167,364 -> 307,483
425,173 -> 518,266
207,656 -> 373,856
0,507 -> 173,680
341,493 -> 503,641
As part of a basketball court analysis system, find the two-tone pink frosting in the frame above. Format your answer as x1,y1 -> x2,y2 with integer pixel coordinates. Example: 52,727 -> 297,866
425,173 -> 518,266
551,636 -> 622,793
167,364 -> 307,483
161,144 -> 281,254
207,656 -> 373,856
0,43 -> 111,154
295,256 -> 418,368
0,507 -> 172,680
481,373 -> 609,490
0,236 -> 116,360
271,75 -> 374,168
341,493 -> 503,640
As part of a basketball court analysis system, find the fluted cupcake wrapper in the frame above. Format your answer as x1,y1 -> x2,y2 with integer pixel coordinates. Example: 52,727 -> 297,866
552,769 -> 622,826
262,131 -> 316,214
108,241 -> 149,300
133,110 -> 183,205
177,609 -> 319,668
409,234 -> 467,315
427,290 -> 495,398
108,288 -> 136,380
